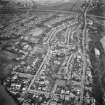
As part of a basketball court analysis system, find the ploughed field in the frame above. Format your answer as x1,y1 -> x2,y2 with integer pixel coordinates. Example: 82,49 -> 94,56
0,1 -> 105,105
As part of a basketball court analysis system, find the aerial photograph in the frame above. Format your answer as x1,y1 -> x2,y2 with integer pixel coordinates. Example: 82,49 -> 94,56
0,0 -> 105,105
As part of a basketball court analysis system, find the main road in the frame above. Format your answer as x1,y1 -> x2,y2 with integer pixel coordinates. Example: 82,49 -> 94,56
80,0 -> 92,105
